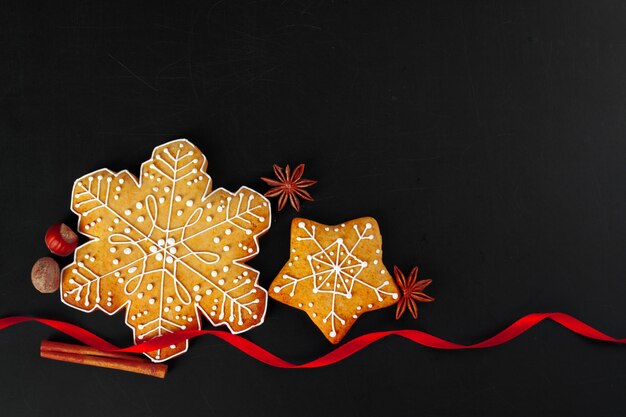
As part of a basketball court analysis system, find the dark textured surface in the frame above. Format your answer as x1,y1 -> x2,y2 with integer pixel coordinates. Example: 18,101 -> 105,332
1,1 -> 626,415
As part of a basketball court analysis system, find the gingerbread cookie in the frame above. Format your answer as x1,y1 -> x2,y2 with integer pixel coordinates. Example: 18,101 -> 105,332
60,139 -> 271,362
269,217 -> 399,343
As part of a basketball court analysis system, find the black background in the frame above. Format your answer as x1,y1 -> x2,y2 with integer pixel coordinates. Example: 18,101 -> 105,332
1,1 -> 626,416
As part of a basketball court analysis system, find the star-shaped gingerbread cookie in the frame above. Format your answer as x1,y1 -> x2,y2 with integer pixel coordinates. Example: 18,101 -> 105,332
269,217 -> 399,343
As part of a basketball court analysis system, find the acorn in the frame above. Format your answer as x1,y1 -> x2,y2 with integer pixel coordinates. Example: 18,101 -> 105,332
45,223 -> 78,257
31,257 -> 60,293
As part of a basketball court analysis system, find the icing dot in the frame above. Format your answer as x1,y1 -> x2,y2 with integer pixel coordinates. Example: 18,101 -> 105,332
158,239 -> 165,247
149,298 -> 155,305
211,271 -> 217,277
166,296 -> 173,303
175,306 -> 181,312
218,279 -> 225,286
225,229 -> 231,235
117,278 -> 124,283
298,222 -> 305,228
222,266 -> 229,272
137,216 -> 144,223
186,200 -> 193,207
166,256 -> 173,264
136,202 -> 143,209
123,248 -> 132,255
149,246 -> 157,253
155,253 -> 163,261
137,292 -> 144,299
128,266 -> 137,273
113,218 -> 120,224
213,237 -> 220,244
124,227 -> 131,234
110,247 -> 116,253
164,186 -> 170,192
169,247 -> 177,254
147,283 -> 154,290
167,238 -> 175,245
112,259 -> 119,265
205,289 -> 212,295
175,195 -> 182,202
177,210 -> 183,216
159,197 -> 165,204
124,209 -> 131,215
223,246 -> 230,252
194,295 -> 202,302
193,285 -> 200,292
329,331 -> 336,337
206,216 -> 212,222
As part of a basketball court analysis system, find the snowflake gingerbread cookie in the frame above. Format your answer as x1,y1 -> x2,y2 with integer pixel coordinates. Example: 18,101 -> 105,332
60,139 -> 271,362
269,217 -> 399,343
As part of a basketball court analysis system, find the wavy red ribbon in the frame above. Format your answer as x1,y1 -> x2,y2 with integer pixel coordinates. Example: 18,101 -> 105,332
1,313 -> 624,368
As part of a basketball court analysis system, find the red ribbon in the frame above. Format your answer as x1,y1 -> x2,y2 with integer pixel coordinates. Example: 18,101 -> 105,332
1,313 -> 624,368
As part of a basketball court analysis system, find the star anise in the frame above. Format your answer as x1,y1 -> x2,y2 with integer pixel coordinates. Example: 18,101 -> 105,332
261,164 -> 317,211
393,265 -> 434,320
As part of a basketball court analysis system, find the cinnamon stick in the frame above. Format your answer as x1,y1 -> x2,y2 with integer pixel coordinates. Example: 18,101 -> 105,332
40,341 -> 167,378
